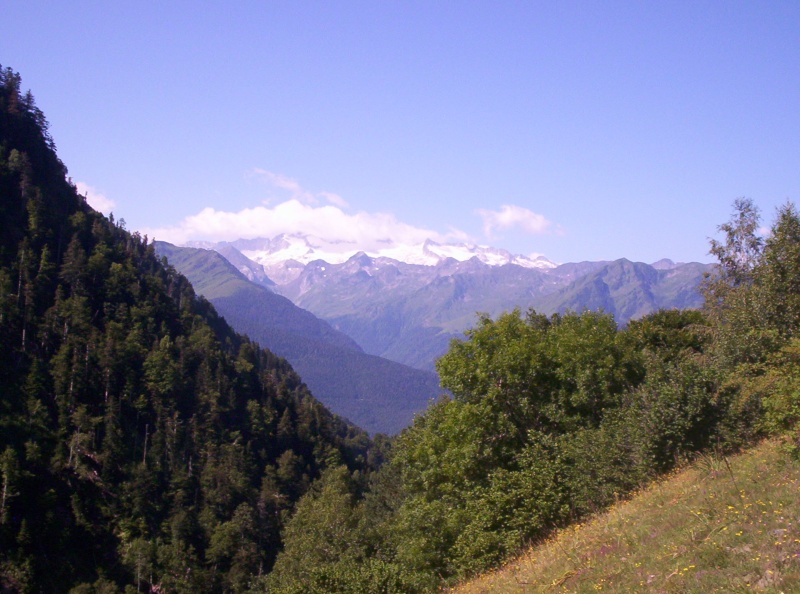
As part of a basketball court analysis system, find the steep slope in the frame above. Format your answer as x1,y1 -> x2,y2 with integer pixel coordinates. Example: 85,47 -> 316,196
214,243 -> 276,289
0,67 -> 375,592
453,439 -> 800,593
155,242 -> 441,434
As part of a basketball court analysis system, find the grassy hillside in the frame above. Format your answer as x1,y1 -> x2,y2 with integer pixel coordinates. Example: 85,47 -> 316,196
451,438 -> 800,593
156,241 -> 361,351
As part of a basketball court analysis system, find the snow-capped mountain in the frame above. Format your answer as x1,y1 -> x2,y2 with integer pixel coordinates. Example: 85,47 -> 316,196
377,238 -> 557,269
188,234 -> 557,284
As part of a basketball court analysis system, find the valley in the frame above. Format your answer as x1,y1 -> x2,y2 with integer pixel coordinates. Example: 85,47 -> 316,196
155,242 -> 441,434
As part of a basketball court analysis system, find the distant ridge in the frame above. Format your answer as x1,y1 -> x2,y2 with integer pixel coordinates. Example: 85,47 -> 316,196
536,258 -> 710,323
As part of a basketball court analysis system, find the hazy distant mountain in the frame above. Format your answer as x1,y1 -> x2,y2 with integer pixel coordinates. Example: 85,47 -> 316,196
189,234 -> 713,372
534,259 -> 710,321
156,242 -> 442,433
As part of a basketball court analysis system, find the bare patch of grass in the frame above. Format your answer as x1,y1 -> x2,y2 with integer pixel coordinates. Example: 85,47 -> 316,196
449,439 -> 800,593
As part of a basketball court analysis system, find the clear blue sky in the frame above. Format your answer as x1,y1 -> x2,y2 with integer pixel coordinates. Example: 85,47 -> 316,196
4,1 -> 799,264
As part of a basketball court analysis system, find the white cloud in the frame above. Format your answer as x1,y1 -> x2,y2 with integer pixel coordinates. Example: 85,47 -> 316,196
76,181 -> 116,214
252,169 -> 307,197
475,204 -> 552,238
143,171 -> 460,249
250,169 -> 352,207
319,191 -> 349,208
142,173 -> 560,255
143,198 -> 459,249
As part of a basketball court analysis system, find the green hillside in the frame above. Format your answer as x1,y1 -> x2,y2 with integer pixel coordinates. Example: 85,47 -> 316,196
453,438 -> 800,593
256,197 -> 800,593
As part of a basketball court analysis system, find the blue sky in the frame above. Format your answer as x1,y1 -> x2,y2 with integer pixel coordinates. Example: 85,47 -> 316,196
3,1 -> 799,264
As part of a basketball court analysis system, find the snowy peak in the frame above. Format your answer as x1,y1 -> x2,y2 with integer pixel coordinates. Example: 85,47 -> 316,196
234,233 -> 359,267
183,234 -> 558,286
211,234 -> 557,271
374,238 -> 556,268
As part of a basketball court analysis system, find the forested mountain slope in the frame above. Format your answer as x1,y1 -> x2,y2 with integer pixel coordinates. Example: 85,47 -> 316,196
0,66 -> 378,592
155,242 -> 442,434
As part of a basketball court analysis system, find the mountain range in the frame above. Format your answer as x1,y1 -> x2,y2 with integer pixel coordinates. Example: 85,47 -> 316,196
188,234 -> 557,281
179,235 -> 713,373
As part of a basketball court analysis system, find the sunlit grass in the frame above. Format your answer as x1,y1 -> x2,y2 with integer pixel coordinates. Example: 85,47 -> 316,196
449,439 -> 800,593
